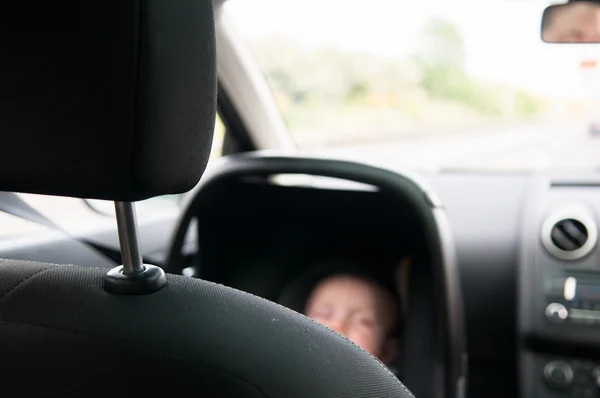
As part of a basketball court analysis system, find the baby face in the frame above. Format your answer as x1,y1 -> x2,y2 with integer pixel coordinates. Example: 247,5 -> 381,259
304,274 -> 397,363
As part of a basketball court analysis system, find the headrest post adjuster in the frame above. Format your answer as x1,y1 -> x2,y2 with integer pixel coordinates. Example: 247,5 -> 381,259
103,201 -> 167,295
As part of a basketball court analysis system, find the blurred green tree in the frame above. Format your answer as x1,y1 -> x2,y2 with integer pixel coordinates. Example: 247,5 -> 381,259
414,18 -> 468,100
413,17 -> 538,118
345,81 -> 370,104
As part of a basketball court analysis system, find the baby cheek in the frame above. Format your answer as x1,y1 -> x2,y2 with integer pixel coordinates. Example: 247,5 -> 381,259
348,329 -> 384,357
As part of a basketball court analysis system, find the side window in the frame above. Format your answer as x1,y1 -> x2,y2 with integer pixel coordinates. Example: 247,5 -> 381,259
211,114 -> 226,161
0,115 -> 226,239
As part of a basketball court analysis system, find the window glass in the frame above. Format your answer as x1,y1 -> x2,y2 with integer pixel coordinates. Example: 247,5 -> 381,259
224,0 -> 600,171
211,114 -> 226,161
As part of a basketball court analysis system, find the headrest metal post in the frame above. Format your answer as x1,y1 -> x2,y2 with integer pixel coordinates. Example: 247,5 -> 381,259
114,201 -> 144,275
104,201 -> 167,294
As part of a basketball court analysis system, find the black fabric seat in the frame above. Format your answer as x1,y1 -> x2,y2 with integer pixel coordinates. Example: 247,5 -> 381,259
0,1 -> 415,397
0,260 -> 409,397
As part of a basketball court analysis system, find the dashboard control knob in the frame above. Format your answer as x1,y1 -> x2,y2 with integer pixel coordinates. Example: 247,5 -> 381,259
544,361 -> 573,389
545,303 -> 569,323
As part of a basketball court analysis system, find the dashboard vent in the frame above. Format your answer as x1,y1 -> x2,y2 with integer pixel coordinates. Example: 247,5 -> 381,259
541,206 -> 598,261
550,219 -> 588,251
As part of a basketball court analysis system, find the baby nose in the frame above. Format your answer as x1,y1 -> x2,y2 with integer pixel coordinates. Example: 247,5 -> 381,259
327,319 -> 349,336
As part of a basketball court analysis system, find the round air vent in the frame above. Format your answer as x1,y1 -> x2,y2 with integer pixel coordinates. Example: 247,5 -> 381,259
541,206 -> 598,261
550,219 -> 588,251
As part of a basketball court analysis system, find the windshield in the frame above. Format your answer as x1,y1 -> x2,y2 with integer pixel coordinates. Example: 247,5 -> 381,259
224,0 -> 600,172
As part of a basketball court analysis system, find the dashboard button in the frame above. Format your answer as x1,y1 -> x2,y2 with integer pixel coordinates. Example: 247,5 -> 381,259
544,361 -> 573,389
545,303 -> 569,323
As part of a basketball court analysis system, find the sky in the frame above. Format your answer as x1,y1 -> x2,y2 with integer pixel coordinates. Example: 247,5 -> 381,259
224,0 -> 600,98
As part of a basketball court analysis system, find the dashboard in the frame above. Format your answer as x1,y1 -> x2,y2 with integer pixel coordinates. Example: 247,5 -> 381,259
429,172 -> 600,398
428,174 -> 526,398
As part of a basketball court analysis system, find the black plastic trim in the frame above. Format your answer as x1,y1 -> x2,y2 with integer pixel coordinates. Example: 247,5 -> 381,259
104,264 -> 167,295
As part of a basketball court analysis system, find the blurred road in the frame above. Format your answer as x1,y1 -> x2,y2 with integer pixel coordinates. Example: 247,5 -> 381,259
310,120 -> 600,172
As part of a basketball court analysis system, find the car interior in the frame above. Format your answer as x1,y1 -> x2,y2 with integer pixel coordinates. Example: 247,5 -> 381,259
2,0 -> 600,397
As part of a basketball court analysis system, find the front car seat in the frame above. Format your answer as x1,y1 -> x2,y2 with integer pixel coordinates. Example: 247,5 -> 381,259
0,1 -> 414,397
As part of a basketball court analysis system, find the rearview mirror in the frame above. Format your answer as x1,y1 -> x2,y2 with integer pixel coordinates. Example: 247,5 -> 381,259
541,1 -> 600,43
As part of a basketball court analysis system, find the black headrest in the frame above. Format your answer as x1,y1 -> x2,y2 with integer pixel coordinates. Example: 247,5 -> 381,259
0,1 -> 216,201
